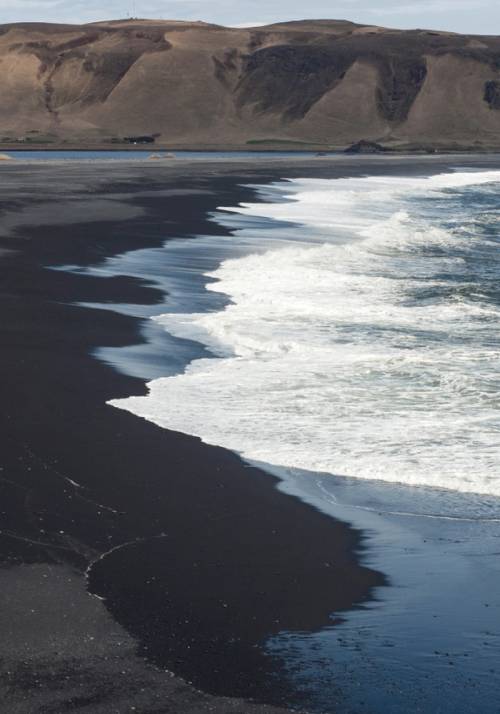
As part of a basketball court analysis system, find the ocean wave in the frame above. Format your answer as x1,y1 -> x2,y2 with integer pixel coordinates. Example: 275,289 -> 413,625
109,170 -> 500,499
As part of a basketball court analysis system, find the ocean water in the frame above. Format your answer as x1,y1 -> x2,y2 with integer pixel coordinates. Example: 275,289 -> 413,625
83,166 -> 500,713
109,169 -> 500,504
5,150 -> 317,161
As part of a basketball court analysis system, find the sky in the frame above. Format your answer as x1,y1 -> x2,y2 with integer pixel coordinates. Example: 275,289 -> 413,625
0,0 -> 498,35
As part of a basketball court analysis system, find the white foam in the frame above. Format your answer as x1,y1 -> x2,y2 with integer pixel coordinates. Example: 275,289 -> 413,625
109,170 -> 500,498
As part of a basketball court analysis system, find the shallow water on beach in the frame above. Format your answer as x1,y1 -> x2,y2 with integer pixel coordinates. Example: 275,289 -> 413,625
79,166 -> 500,713
266,464 -> 500,713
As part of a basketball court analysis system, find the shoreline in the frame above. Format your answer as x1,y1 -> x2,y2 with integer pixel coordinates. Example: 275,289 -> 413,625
4,144 -> 500,155
1,156 -> 499,713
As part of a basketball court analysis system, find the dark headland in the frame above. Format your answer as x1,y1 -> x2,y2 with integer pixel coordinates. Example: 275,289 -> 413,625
2,18 -> 500,152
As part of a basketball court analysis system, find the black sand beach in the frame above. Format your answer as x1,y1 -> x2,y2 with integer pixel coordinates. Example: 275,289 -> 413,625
1,156 -> 500,713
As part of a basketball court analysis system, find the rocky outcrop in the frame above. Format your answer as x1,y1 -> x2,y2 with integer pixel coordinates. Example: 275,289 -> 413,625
344,140 -> 389,153
484,80 -> 500,109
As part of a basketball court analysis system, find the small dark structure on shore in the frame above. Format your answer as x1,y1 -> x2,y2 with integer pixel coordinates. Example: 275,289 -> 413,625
123,135 -> 155,144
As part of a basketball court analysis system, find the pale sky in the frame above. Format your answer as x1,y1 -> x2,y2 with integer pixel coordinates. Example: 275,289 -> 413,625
0,0 -> 498,35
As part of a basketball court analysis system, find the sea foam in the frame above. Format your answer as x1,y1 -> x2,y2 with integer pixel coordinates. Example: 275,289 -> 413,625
109,170 -> 500,498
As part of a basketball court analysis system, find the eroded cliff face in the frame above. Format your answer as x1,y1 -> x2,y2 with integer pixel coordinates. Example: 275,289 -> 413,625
1,18 -> 500,147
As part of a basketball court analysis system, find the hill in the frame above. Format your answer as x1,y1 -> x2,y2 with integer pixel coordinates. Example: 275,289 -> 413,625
1,18 -> 500,149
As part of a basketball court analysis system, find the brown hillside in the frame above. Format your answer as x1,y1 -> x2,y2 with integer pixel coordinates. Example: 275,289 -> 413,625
1,18 -> 500,148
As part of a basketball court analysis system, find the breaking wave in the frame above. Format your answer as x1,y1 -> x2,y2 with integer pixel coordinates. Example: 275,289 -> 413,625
109,170 -> 500,498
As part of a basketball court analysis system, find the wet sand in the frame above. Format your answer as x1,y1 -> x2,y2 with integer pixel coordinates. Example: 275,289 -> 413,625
0,158 -> 382,713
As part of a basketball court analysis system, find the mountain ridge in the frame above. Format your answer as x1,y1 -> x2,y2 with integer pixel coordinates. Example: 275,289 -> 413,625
1,18 -> 500,149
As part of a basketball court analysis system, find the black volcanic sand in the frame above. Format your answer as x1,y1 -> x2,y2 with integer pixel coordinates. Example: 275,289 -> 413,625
1,156 -> 499,714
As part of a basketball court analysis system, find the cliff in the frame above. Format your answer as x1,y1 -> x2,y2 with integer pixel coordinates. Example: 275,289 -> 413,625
1,18 -> 500,149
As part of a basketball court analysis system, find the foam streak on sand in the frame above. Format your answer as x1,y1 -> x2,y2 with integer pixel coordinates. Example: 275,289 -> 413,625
109,170 -> 500,498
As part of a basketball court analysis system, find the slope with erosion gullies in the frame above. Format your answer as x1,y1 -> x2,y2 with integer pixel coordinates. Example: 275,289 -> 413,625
1,19 -> 500,148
